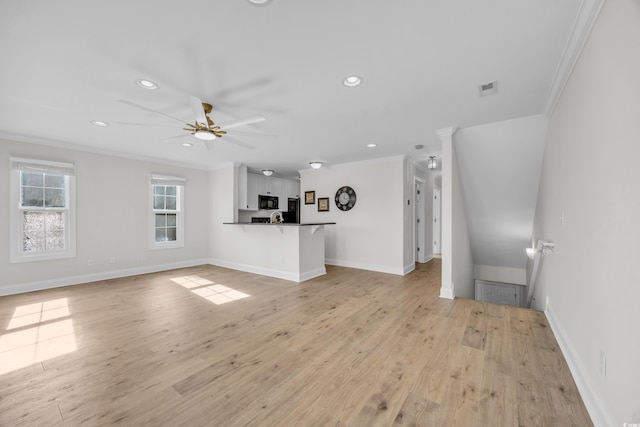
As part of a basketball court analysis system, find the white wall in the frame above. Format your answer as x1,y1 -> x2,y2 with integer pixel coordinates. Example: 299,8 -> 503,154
0,139 -> 210,295
531,0 -> 640,424
300,157 -> 406,275
208,165 -> 237,263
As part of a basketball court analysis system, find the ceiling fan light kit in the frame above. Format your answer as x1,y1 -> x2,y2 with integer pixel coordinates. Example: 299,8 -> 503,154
194,130 -> 217,141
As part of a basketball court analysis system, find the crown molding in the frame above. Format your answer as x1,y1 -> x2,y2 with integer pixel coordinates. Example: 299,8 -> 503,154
544,0 -> 606,116
0,130 -> 214,171
435,127 -> 458,139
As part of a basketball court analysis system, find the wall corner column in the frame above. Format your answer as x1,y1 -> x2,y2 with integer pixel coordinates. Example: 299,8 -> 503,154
436,126 -> 457,299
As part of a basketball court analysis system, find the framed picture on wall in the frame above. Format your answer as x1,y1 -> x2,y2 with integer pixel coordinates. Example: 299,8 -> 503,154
305,191 -> 315,205
318,197 -> 329,212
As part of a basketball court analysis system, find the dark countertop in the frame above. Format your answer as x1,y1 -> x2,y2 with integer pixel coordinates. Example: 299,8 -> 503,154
223,222 -> 336,226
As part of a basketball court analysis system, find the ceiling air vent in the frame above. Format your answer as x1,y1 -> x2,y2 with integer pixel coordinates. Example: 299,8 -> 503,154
479,80 -> 498,97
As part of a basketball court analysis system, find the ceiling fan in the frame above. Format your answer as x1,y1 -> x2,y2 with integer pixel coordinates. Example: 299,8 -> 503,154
119,96 -> 265,150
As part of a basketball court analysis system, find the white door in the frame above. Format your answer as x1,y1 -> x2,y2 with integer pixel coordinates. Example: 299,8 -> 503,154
433,188 -> 441,255
415,178 -> 425,263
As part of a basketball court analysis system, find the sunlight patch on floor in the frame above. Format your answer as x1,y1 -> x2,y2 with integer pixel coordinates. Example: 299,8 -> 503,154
170,276 -> 250,305
0,298 -> 77,375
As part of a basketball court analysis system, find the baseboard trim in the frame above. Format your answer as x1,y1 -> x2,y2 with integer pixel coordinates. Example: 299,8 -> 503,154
208,258 -> 325,283
403,263 -> 416,275
325,258 -> 405,276
0,258 -> 211,296
439,287 -> 454,300
544,303 -> 613,427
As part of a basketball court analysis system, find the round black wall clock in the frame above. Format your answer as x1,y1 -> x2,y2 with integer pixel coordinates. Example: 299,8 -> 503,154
335,186 -> 357,211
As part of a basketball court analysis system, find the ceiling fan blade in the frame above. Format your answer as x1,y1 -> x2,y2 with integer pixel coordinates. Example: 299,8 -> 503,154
232,129 -> 277,137
119,100 -> 188,125
117,121 -> 178,128
224,136 -> 255,150
189,96 -> 208,127
164,134 -> 192,141
220,116 -> 265,131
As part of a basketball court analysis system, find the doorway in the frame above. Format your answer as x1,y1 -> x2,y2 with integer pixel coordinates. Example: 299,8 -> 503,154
433,188 -> 441,255
414,178 -> 426,263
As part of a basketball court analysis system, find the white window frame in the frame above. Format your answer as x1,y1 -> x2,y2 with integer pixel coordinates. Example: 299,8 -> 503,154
149,174 -> 185,250
9,157 -> 76,263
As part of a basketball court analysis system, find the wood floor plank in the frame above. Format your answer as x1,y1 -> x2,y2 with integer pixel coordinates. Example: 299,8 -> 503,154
0,259 -> 593,426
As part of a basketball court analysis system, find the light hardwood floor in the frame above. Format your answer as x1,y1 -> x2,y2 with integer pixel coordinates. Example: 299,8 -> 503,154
0,260 -> 592,426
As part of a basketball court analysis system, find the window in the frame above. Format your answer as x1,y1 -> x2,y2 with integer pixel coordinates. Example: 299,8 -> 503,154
10,157 -> 76,263
150,175 -> 185,249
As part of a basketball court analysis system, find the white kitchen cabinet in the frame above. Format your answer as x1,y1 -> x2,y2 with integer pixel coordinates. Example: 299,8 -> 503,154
238,166 -> 259,211
239,170 -> 299,211
246,173 -> 258,210
238,165 -> 249,210
258,176 -> 284,196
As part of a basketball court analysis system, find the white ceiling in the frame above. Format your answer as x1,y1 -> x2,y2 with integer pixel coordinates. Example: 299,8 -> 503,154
0,0 -> 583,177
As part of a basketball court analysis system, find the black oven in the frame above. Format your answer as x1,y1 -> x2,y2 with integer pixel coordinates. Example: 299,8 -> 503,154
258,195 -> 279,210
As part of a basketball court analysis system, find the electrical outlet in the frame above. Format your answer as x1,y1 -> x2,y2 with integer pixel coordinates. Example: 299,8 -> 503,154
87,259 -> 94,266
599,350 -> 606,378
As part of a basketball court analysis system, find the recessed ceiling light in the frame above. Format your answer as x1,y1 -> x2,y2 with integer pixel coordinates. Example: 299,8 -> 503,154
366,143 -> 377,148
181,142 -> 193,147
90,120 -> 109,127
135,79 -> 158,90
343,75 -> 363,87
247,0 -> 272,6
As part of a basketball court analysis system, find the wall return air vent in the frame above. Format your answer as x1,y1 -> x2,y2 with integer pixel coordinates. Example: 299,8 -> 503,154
479,80 -> 498,97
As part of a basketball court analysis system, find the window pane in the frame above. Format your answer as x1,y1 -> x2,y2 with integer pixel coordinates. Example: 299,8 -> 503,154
44,174 -> 65,189
23,230 -> 45,252
21,172 -> 43,187
22,187 -> 44,207
166,214 -> 177,226
165,196 -> 177,210
155,214 -> 166,227
47,230 -> 65,250
23,211 -> 45,232
166,227 -> 177,241
165,186 -> 176,196
45,212 -> 65,231
153,196 -> 165,210
154,185 -> 165,195
45,189 -> 65,208
155,228 -> 167,242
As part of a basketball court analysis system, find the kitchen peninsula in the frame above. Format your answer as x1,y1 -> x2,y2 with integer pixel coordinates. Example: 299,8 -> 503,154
221,222 -> 335,283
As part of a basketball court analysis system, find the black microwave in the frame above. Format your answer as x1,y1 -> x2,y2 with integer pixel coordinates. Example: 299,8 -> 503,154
259,195 -> 279,210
